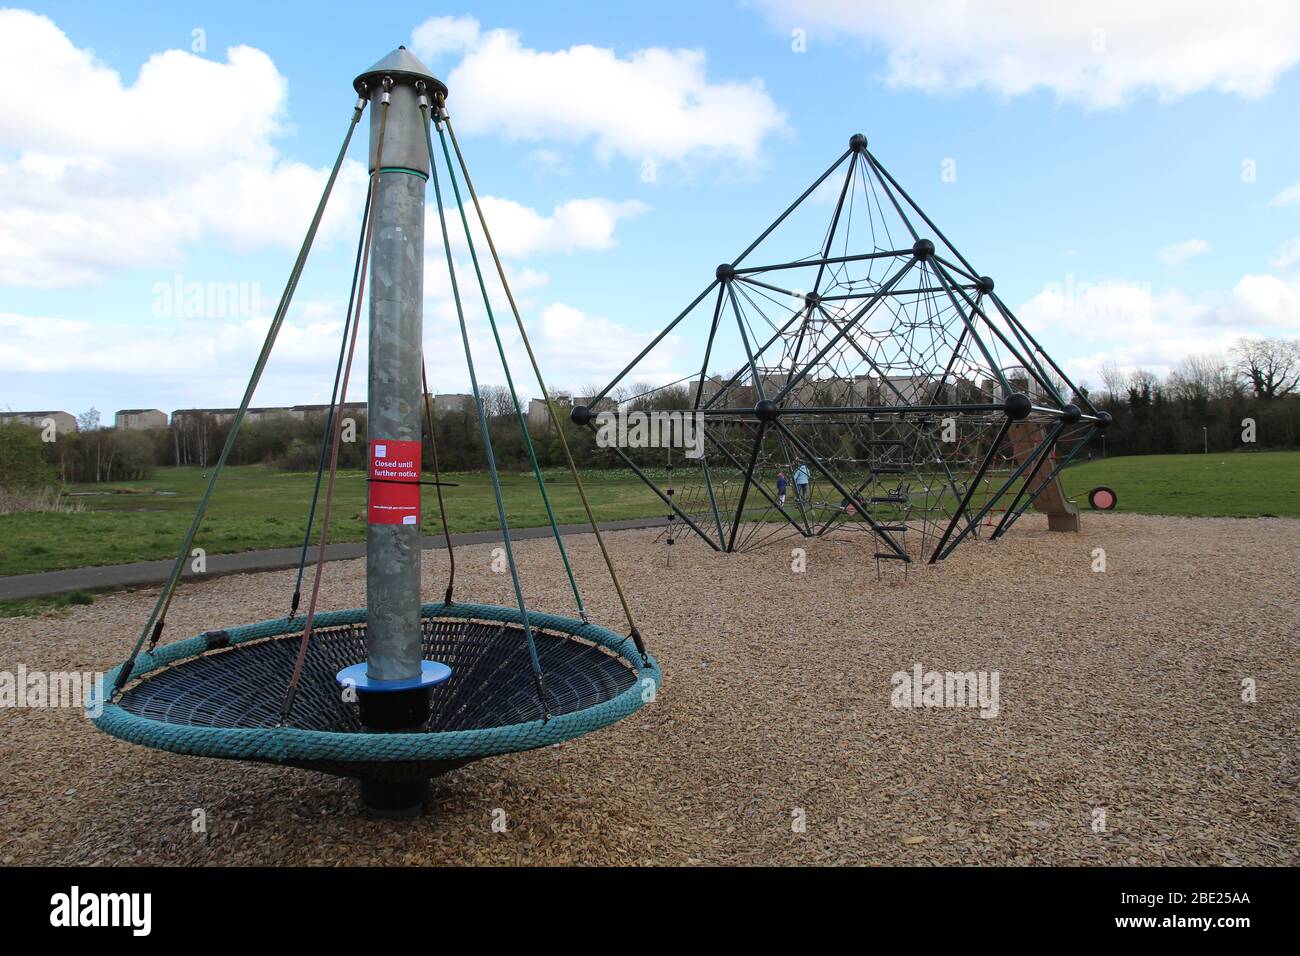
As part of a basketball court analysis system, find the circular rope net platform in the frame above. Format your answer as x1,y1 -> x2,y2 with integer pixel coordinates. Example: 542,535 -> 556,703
91,602 -> 658,781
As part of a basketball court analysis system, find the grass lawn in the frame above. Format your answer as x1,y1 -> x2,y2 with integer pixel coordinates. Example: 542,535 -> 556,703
0,466 -> 664,576
1060,450 -> 1300,518
0,590 -> 96,619
0,451 -> 1295,576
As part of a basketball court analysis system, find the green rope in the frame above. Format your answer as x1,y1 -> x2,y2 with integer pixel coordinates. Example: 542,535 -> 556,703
421,101 -> 550,717
431,122 -> 586,620
289,180 -> 373,618
440,110 -> 648,661
113,101 -> 367,693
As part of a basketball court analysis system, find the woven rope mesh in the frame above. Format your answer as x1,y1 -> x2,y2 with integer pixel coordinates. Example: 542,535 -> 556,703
118,617 -> 637,732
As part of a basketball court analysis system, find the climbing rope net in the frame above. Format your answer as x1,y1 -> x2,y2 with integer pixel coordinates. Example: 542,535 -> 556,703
572,133 -> 1107,564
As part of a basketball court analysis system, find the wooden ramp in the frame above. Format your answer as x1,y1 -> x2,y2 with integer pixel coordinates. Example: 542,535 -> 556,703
1008,423 -> 1080,532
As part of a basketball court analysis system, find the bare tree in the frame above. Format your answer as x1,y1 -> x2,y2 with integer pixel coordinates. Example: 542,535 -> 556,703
1231,336 -> 1300,400
1167,353 -> 1228,402
1099,360 -> 1127,399
477,384 -> 515,418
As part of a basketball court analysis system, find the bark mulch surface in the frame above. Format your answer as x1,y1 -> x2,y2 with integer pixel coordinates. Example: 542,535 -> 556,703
2,513 -> 1296,865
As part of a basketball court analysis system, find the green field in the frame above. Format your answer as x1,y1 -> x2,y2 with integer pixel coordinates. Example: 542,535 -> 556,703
0,467 -> 663,576
1059,450 -> 1300,519
0,451 -> 1295,577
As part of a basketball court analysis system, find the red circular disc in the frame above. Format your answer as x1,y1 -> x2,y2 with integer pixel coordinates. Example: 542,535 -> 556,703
1089,487 -> 1117,510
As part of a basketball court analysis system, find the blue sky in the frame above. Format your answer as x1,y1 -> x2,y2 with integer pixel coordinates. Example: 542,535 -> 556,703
2,0 -> 1299,418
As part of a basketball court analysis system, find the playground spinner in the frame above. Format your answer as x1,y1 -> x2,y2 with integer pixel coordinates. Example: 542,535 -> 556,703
88,48 -> 657,819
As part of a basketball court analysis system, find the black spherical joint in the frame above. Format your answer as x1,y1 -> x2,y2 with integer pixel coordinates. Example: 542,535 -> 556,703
1095,410 -> 1113,430
912,238 -> 935,261
570,404 -> 594,426
804,292 -> 821,308
976,275 -> 995,294
1003,391 -> 1033,421
849,132 -> 868,153
754,399 -> 780,423
715,263 -> 735,283
1061,403 -> 1082,424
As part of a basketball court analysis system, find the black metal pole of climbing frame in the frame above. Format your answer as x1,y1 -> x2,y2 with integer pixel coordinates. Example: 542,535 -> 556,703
928,416 -> 1013,564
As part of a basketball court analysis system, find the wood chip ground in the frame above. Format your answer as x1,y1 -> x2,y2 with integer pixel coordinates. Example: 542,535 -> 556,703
1,513 -> 1296,865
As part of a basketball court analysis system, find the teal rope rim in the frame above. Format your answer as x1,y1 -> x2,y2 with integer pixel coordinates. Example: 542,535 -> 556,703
89,603 -> 659,765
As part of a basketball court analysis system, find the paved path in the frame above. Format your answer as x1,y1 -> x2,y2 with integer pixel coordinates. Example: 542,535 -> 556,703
0,517 -> 671,601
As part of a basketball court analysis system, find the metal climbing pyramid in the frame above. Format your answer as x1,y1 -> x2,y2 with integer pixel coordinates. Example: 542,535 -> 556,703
576,133 -> 1111,563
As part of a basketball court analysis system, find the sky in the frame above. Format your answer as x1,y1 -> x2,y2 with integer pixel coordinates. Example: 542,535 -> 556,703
2,0 -> 1299,419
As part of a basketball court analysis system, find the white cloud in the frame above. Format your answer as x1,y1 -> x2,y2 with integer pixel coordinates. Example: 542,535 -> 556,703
751,0 -> 1300,109
0,10 -> 366,287
1270,181 -> 1300,207
411,15 -> 482,61
1017,271 -> 1300,383
1270,238 -> 1300,271
1157,238 -> 1209,266
440,196 -> 648,260
1225,273 -> 1300,328
412,16 -> 788,164
0,303 -> 356,411
531,302 -> 684,388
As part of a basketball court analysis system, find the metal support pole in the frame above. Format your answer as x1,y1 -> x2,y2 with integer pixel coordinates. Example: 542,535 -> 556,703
353,47 -> 448,818
362,56 -> 432,682
928,417 -> 1012,563
726,423 -> 767,552
989,421 -> 1066,538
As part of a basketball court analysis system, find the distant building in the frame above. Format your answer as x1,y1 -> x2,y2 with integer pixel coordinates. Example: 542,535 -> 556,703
171,404 -> 368,428
115,408 -> 167,430
527,398 -> 551,431
289,402 -> 366,421
881,375 -> 932,406
571,395 -> 618,414
0,410 -> 77,435
432,393 -> 473,415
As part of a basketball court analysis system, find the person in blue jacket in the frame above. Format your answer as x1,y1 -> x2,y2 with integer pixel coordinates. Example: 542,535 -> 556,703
776,471 -> 788,505
793,462 -> 810,502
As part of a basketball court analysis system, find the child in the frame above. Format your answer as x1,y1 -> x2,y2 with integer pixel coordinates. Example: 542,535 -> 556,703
776,472 -> 787,505
793,462 -> 810,502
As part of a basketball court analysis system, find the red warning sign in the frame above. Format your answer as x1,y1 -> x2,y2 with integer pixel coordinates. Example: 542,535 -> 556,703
367,439 -> 421,526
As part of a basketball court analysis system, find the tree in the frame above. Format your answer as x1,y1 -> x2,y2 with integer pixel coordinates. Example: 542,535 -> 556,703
1232,336 -> 1300,400
1099,361 -> 1127,399
0,423 -> 56,489
77,407 -> 101,432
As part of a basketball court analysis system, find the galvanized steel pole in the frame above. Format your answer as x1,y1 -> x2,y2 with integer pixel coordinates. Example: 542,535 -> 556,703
350,47 -> 449,818
354,48 -> 444,682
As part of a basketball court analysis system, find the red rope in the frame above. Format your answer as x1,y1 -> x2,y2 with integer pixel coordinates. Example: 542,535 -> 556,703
279,98 -> 389,720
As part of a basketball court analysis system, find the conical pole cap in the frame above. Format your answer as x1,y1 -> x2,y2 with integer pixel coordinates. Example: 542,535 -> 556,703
353,45 -> 447,98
